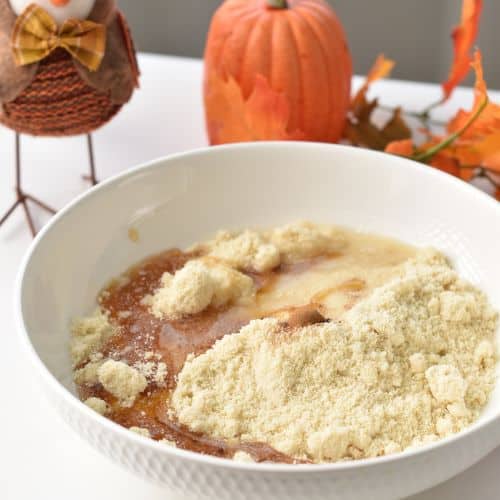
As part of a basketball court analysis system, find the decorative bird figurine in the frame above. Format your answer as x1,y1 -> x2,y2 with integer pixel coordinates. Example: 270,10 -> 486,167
0,0 -> 139,235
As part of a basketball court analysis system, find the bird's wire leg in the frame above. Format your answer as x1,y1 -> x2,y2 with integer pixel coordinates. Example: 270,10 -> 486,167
0,199 -> 22,227
21,197 -> 36,237
0,133 -> 56,236
16,133 -> 36,237
82,134 -> 98,185
25,194 -> 57,214
0,133 -> 26,232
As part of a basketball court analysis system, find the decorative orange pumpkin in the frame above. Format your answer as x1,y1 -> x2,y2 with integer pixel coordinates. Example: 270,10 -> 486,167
204,0 -> 352,145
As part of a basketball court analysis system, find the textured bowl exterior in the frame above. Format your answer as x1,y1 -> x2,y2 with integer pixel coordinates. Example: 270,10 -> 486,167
16,143 -> 500,500
33,373 -> 500,500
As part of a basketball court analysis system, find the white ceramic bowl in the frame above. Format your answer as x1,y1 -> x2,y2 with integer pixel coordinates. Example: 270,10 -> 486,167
16,142 -> 500,500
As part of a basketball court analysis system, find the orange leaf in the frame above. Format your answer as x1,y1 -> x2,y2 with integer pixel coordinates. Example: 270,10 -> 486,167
385,139 -> 414,156
346,55 -> 410,150
441,51 -> 500,175
205,71 -> 304,144
414,51 -> 491,164
442,0 -> 483,100
483,151 -> 500,173
447,52 -> 500,170
352,54 -> 395,109
468,131 -> 500,166
367,55 -> 395,83
245,75 -> 305,141
447,50 -> 493,137
381,48 -> 499,199
429,154 -> 461,177
205,72 -> 251,144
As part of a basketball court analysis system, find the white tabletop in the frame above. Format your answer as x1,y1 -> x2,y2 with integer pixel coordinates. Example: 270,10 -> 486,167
1,53 -> 499,500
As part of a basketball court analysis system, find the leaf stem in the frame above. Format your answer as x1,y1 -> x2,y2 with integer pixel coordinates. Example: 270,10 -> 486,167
412,96 -> 489,163
420,98 -> 445,119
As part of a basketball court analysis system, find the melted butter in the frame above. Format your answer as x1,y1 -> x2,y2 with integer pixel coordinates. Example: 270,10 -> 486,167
253,230 -> 415,319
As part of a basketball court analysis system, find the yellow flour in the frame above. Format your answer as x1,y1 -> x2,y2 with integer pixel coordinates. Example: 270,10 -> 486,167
70,310 -> 117,367
195,221 -> 345,272
97,360 -> 147,407
84,397 -> 109,415
202,229 -> 281,272
172,251 -> 498,463
269,220 -> 346,263
144,259 -> 255,319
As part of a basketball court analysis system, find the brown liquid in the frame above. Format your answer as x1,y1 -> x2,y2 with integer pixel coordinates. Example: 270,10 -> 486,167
76,231 -> 415,463
79,249 -> 300,462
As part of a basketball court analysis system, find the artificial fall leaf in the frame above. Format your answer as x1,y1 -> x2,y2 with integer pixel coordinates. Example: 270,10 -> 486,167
245,76 -> 305,140
386,49 -> 497,187
441,0 -> 483,101
204,71 -> 304,144
443,131 -> 500,172
345,102 -> 411,151
384,139 -> 413,156
429,155 -> 461,177
355,7 -> 498,200
483,150 -> 500,173
429,150 -> 478,180
351,54 -> 395,111
345,55 -> 410,150
438,51 -> 500,174
447,51 -> 500,140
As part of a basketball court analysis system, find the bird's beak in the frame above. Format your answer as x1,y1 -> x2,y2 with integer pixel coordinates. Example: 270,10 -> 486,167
50,0 -> 71,6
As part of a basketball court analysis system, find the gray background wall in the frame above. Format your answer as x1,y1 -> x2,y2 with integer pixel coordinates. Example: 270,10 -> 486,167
119,0 -> 500,88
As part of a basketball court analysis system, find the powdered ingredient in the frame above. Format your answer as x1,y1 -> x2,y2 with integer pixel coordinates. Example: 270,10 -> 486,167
70,310 -> 117,367
84,397 -> 109,415
144,259 -> 255,319
269,220 -> 346,263
172,251 -> 498,462
97,359 -> 147,407
203,229 -> 281,272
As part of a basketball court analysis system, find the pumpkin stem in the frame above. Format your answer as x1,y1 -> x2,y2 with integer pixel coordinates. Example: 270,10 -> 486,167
267,0 -> 288,9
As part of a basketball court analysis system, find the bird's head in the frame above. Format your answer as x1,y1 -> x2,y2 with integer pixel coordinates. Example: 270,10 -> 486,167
9,0 -> 96,25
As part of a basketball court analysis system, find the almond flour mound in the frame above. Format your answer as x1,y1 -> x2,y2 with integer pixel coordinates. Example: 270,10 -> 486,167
70,310 -> 117,367
97,359 -> 147,407
203,230 -> 281,272
144,259 -> 255,319
172,251 -> 498,463
269,220 -> 346,264
84,397 -> 109,415
195,221 -> 346,271
73,355 -> 104,385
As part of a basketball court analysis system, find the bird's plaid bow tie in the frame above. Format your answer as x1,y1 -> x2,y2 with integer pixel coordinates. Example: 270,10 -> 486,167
11,3 -> 106,72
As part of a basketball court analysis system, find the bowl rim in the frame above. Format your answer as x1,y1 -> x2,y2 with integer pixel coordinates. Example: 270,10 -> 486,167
14,141 -> 500,473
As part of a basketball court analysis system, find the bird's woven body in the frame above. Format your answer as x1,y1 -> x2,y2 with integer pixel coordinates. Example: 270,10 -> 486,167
0,48 -> 122,136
